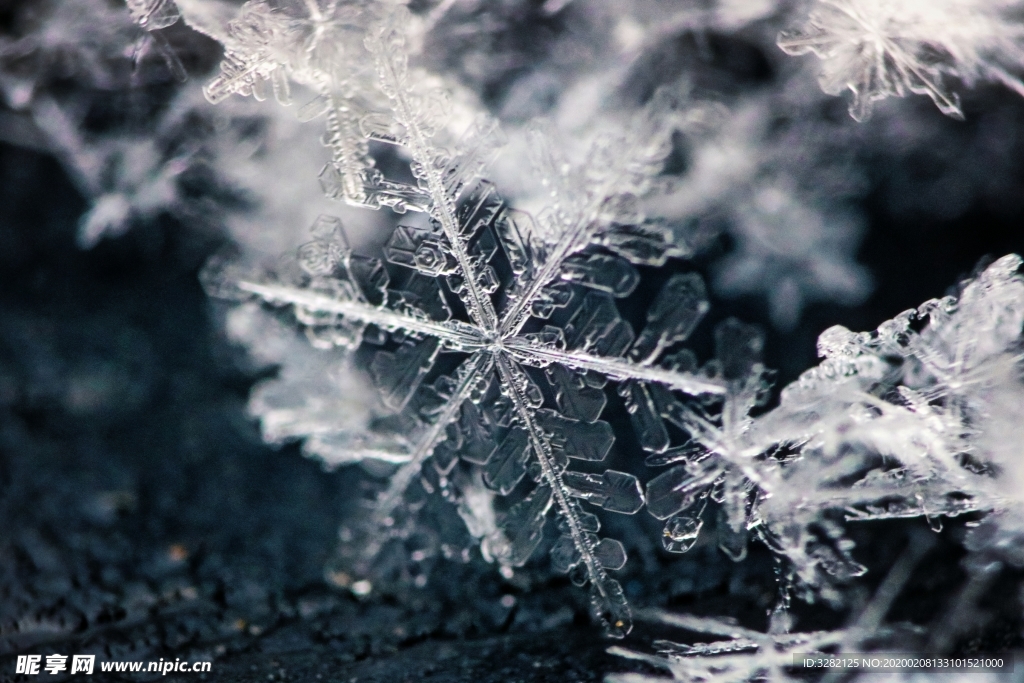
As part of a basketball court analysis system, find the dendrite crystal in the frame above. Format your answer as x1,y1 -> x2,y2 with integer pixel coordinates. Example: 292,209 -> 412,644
203,4 -> 726,637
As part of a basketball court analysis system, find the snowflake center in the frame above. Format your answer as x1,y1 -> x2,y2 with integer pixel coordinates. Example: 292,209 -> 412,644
485,331 -> 508,354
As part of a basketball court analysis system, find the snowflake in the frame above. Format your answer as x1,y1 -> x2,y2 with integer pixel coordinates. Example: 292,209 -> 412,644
642,318 -> 773,562
0,0 -> 138,108
778,0 -> 1024,120
713,183 -> 870,329
202,5 -> 727,637
631,255 -> 1024,608
0,0 -> 223,248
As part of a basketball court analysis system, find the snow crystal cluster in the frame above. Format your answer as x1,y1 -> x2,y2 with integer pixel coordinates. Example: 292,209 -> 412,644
779,0 -> 1024,121
4,0 -> 1024,674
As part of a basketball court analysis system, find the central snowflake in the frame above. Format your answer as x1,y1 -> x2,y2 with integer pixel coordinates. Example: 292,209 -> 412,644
202,3 -> 727,637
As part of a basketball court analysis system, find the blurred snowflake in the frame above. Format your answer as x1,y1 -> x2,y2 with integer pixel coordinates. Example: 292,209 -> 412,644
779,0 -> 1024,120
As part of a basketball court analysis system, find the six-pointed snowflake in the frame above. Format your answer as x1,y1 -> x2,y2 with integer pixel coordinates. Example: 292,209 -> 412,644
205,5 -> 728,636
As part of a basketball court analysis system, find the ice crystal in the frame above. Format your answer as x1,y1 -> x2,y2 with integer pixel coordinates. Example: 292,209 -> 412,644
202,5 -> 728,637
778,0 -> 1024,121
757,256 -> 1024,572
631,255 -> 1024,608
199,0 -> 404,215
0,0 -> 142,108
608,611 -> 882,683
0,0 -> 384,253
224,301 -> 382,464
643,317 -> 773,565
609,589 -> 930,683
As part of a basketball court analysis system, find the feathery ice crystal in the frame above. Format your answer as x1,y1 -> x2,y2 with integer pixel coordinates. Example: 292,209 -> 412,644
778,0 -> 1024,120
610,255 -> 1024,679
645,255 -> 1024,605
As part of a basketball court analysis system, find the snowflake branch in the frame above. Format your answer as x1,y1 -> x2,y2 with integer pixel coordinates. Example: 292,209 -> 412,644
365,13 -> 500,332
367,351 -> 494,530
505,338 -> 726,396
494,354 -> 631,637
236,279 -> 485,350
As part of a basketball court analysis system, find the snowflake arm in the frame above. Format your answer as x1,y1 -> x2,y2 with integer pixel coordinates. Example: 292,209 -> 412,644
235,279 -> 484,349
363,12 -> 501,331
199,0 -> 383,207
346,351 -> 495,576
500,94 -> 687,337
504,339 -> 725,395
493,352 -> 633,635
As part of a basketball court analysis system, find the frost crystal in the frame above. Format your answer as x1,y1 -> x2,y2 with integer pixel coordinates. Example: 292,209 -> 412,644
779,0 -> 1024,120
760,255 -> 1024,600
629,255 -> 1024,609
203,6 -> 721,637
643,317 -> 773,565
200,0 -> 399,214
609,611 -> 881,683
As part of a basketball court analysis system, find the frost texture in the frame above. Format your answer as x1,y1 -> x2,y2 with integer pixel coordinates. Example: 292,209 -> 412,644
202,5 -> 728,637
779,0 -> 1024,120
756,255 -> 1024,595
637,255 -> 1024,609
